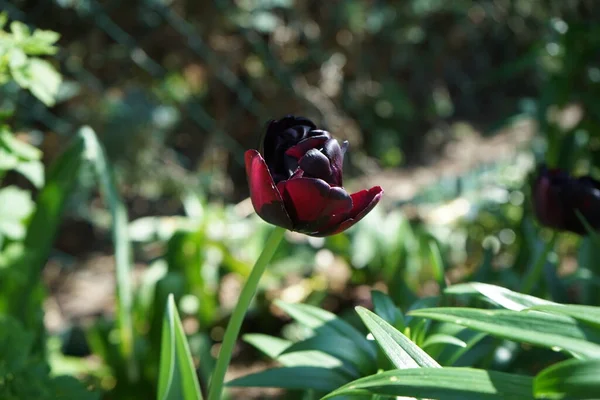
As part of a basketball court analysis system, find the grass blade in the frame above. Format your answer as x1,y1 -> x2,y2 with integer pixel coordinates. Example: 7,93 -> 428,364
157,294 -> 203,400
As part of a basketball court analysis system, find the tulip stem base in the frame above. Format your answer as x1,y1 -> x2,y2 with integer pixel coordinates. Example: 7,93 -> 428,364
208,226 -> 286,400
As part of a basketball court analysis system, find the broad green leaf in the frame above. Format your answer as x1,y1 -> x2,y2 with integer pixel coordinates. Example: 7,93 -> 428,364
445,282 -> 555,311
356,307 -> 440,369
0,186 -> 34,240
81,127 -> 136,377
10,21 -> 29,41
157,294 -> 203,400
243,334 -> 350,372
528,304 -> 600,330
26,58 -> 62,106
275,301 -> 375,360
14,160 -> 44,188
322,367 -> 534,400
371,290 -> 404,329
243,334 -> 291,359
409,308 -> 600,358
226,366 -> 349,392
0,128 -> 42,160
534,359 -> 600,399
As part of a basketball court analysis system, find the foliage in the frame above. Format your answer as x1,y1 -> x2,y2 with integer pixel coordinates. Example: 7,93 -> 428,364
0,12 -> 61,106
0,2 -> 600,400
0,315 -> 98,400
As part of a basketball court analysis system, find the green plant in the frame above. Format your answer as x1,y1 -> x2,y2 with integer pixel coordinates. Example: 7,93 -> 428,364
227,283 -> 600,399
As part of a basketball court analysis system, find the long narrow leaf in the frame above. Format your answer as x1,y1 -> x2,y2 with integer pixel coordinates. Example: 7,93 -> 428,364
445,282 -> 555,311
157,294 -> 203,400
534,359 -> 600,399
281,334 -> 371,376
321,367 -> 534,400
226,366 -> 349,392
528,304 -> 600,331
356,307 -> 440,368
243,334 -> 353,373
409,308 -> 600,358
81,127 -> 136,377
275,301 -> 375,360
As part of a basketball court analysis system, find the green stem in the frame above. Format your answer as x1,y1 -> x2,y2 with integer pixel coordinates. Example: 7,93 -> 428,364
208,226 -> 286,400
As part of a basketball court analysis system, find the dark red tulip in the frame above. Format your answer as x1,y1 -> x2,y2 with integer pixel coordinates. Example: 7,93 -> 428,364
245,115 -> 383,236
532,165 -> 600,234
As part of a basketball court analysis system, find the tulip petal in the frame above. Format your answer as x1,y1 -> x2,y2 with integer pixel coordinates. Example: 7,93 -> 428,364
320,139 -> 346,185
316,186 -> 384,236
566,177 -> 600,233
277,177 -> 352,234
245,150 -> 293,229
285,136 -> 329,160
533,174 -> 564,230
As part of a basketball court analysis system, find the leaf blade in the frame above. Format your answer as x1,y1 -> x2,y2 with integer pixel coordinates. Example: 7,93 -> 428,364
322,367 -> 534,400
356,307 -> 440,369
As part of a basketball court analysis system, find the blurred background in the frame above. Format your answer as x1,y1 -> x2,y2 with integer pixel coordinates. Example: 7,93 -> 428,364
1,0 -> 600,398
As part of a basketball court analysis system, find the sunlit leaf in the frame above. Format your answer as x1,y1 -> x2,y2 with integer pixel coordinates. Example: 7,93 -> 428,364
275,301 -> 375,361
445,282 -> 556,311
227,366 -> 349,392
322,367 -> 534,400
528,304 -> 600,331
157,294 -> 203,400
409,307 -> 600,358
356,307 -> 440,369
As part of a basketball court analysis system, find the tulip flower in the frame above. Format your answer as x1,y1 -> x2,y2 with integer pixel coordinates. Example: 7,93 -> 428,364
245,115 -> 383,236
532,164 -> 600,234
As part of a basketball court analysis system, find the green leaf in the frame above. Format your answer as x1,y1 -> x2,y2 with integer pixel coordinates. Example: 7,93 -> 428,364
371,290 -> 404,329
10,21 -> 30,41
275,301 -> 375,360
445,282 -> 555,311
534,359 -> 600,399
14,160 -> 44,188
528,304 -> 600,330
243,334 -> 291,359
226,366 -> 350,392
321,367 -> 534,400
0,127 -> 42,160
0,186 -> 34,240
0,130 -> 88,348
280,334 -> 370,376
355,307 -> 440,369
80,127 -> 136,378
422,333 -> 468,350
26,58 -> 62,106
428,239 -> 446,289
409,308 -> 600,358
243,334 -> 350,372
157,294 -> 203,400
